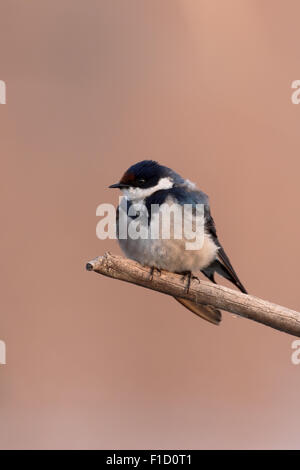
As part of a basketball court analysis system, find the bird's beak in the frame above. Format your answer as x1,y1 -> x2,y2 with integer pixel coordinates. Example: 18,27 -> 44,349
108,183 -> 129,189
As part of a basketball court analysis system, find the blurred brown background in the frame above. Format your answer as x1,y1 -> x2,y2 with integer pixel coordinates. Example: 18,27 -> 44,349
1,0 -> 300,450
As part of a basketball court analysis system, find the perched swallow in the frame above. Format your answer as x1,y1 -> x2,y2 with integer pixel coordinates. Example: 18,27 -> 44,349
109,160 -> 247,325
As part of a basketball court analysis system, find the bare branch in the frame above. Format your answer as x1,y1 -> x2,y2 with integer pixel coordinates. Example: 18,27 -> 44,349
86,252 -> 300,337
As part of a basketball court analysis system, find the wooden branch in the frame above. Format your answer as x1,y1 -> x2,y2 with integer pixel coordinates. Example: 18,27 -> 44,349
86,252 -> 300,337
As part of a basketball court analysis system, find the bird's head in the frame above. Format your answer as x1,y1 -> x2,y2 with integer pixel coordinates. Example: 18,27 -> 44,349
109,160 -> 183,200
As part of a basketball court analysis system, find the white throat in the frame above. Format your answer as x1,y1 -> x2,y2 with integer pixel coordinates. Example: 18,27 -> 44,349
122,177 -> 174,201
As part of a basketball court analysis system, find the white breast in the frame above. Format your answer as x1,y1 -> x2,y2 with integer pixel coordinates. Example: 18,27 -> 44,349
117,196 -> 218,273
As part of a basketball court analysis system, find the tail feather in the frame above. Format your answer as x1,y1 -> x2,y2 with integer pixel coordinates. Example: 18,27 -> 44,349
174,297 -> 222,325
202,257 -> 247,295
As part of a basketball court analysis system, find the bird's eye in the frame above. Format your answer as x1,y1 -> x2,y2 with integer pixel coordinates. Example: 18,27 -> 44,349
137,178 -> 146,185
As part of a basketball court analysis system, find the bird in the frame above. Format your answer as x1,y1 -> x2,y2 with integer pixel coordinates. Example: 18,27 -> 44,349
109,160 -> 247,325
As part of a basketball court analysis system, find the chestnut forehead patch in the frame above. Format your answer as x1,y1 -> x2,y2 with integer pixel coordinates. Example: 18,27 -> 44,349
120,171 -> 135,184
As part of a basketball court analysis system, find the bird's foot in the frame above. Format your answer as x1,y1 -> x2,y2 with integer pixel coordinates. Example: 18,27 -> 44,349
181,272 -> 200,293
149,266 -> 161,281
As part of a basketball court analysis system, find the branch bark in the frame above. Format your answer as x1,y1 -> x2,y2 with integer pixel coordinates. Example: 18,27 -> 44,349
86,252 -> 300,337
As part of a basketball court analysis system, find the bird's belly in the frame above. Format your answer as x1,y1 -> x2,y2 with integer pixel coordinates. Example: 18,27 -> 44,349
117,197 -> 218,272
118,233 -> 218,273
